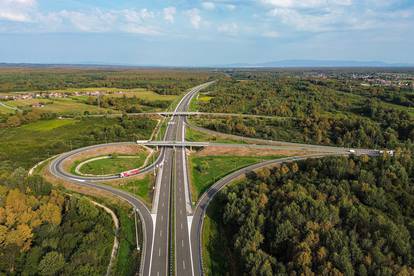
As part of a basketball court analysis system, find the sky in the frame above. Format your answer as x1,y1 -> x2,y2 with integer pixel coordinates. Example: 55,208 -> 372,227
0,0 -> 413,66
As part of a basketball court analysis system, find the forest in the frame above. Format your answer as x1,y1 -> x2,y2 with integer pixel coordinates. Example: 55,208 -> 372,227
86,95 -> 171,113
0,170 -> 114,275
195,75 -> 414,148
0,67 -> 215,94
207,145 -> 414,275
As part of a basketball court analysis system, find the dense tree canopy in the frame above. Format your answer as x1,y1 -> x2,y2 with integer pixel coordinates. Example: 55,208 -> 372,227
195,76 -> 414,148
211,147 -> 414,275
0,171 -> 114,275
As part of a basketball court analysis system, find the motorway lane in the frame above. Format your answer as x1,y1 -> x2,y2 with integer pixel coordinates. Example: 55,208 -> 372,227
189,154 -> 341,275
51,142 -> 165,182
150,82 -> 214,275
48,82 -> 214,276
49,159 -> 154,276
150,113 -> 179,276
189,151 -> 382,275
174,118 -> 194,276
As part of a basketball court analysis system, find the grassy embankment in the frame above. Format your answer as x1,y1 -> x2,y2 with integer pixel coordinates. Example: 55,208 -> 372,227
186,127 -> 246,144
189,155 -> 283,203
202,189 -> 237,276
116,174 -> 154,206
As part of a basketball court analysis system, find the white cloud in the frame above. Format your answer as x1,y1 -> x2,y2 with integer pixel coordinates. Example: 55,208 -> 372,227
263,0 -> 409,33
218,22 -> 238,35
0,0 -> 37,22
263,31 -> 279,38
163,7 -> 176,23
185,8 -> 202,29
202,2 -> 216,11
261,0 -> 352,9
225,4 -> 236,11
34,8 -> 161,35
56,10 -> 116,32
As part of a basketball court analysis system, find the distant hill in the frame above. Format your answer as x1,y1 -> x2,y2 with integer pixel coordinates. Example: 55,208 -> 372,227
221,59 -> 413,68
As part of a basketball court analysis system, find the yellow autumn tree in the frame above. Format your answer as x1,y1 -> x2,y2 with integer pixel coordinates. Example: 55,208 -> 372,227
39,203 -> 62,226
5,224 -> 33,252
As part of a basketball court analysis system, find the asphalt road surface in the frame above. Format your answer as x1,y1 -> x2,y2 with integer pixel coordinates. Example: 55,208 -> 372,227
48,80 -> 384,276
150,82 -> 214,276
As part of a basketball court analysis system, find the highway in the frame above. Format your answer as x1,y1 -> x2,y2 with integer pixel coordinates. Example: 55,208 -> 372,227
49,155 -> 154,275
48,79 -> 384,276
149,81 -> 214,276
189,154 -> 343,275
49,82 -> 213,276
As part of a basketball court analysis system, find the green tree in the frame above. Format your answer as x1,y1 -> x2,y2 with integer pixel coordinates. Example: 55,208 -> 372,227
38,251 -> 65,275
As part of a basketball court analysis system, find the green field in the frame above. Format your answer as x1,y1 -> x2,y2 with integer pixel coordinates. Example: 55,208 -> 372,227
7,97 -> 113,115
21,118 -> 77,131
79,153 -> 148,175
189,155 -> 283,202
0,102 -> 16,114
116,174 -> 154,206
0,117 -> 155,170
185,126 -> 245,144
3,88 -> 179,116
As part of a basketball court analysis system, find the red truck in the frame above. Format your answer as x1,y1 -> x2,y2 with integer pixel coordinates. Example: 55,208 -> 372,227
120,168 -> 140,178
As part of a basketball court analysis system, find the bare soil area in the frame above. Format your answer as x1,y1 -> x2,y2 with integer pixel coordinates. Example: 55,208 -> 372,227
192,146 -> 312,157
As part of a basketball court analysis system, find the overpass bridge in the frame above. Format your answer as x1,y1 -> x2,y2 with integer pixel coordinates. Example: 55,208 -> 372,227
136,140 -> 380,156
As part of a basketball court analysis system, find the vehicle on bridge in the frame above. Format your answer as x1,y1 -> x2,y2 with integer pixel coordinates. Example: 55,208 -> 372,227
378,150 -> 395,156
120,168 -> 140,178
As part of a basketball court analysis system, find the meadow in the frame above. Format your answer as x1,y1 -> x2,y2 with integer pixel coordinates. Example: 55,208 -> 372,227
189,155 -> 283,202
0,116 -> 155,171
79,153 -> 148,175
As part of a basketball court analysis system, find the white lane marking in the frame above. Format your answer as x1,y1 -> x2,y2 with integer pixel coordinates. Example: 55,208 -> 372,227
162,202 -> 164,207
187,215 -> 195,276
182,240 -> 184,247
159,248 -> 161,256
180,209 -> 182,215
183,260 -> 186,270
148,214 -> 157,274
160,230 -> 162,237
181,223 -> 183,229
161,215 -> 163,221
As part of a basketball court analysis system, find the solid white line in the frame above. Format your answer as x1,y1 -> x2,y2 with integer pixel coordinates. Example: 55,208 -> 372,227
187,215 -> 195,276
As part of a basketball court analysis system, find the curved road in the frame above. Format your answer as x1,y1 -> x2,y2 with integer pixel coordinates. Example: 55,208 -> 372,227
190,154 -> 345,275
48,79 -> 381,276
49,81 -> 214,276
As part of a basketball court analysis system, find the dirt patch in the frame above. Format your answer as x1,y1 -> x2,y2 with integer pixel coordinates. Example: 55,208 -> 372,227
62,144 -> 149,172
41,161 -> 130,208
192,146 -> 313,157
